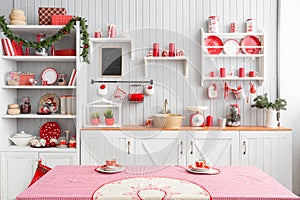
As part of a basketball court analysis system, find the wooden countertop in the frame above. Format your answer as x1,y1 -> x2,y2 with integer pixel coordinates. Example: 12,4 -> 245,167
81,125 -> 292,131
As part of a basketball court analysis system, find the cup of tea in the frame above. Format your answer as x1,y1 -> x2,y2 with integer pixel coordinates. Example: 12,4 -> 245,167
106,159 -> 116,166
195,160 -> 206,168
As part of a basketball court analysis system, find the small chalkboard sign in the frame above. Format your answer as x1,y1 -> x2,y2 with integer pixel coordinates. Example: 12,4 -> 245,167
100,47 -> 123,77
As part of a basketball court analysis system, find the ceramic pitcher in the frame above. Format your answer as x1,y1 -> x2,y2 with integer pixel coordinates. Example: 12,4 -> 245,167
266,109 -> 279,128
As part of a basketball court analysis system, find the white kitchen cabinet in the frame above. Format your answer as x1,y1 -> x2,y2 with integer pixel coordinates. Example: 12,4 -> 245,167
134,131 -> 186,166
240,131 -> 292,190
81,130 -> 134,165
186,130 -> 239,166
0,150 -> 77,200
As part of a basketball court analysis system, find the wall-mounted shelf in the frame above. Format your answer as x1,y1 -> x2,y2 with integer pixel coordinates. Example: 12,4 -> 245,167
89,37 -> 133,60
2,114 -> 76,119
144,56 -> 188,78
2,86 -> 76,89
2,56 -> 76,62
200,28 -> 265,86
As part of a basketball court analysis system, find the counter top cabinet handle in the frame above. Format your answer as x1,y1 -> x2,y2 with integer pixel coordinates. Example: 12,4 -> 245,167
127,141 -> 131,154
180,141 -> 183,155
243,141 -> 246,155
190,141 -> 193,155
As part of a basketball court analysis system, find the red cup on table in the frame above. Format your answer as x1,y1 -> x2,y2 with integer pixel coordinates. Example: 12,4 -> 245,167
239,67 -> 245,78
106,159 -> 116,166
219,67 -> 226,77
153,43 -> 159,57
206,115 -> 213,127
195,160 -> 206,168
249,70 -> 257,77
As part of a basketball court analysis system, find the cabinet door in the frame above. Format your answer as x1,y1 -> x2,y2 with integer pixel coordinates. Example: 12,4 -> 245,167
81,130 -> 134,165
240,131 -> 292,190
39,152 -> 77,167
187,131 -> 239,166
135,131 -> 186,166
1,152 -> 38,200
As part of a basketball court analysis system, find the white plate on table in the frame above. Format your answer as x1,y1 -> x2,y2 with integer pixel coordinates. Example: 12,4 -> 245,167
95,165 -> 125,174
186,166 -> 220,175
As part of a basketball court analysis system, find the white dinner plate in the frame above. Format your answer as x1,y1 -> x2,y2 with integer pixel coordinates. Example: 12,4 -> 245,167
41,68 -> 58,85
95,166 -> 125,174
186,167 -> 220,175
223,39 -> 240,55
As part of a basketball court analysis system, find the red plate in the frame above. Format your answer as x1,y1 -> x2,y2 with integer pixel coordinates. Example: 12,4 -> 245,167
39,122 -> 61,143
204,36 -> 223,54
241,35 -> 261,54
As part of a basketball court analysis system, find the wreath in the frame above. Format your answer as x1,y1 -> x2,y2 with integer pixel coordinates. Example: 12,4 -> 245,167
0,15 -> 90,63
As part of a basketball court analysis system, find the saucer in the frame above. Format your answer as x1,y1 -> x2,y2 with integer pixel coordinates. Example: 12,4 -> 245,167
188,164 -> 210,172
95,164 -> 124,173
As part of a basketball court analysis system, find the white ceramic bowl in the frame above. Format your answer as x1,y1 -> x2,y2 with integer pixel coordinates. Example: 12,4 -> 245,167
9,131 -> 34,146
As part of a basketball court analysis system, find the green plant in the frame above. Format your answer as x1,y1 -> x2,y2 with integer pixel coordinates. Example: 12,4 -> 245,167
91,112 -> 99,119
104,109 -> 113,118
251,93 -> 287,111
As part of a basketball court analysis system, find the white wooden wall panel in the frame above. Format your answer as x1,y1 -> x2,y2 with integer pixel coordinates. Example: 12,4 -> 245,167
8,0 -> 278,126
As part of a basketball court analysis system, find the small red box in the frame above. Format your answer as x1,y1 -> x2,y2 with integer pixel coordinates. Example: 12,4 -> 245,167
38,7 -> 66,25
51,15 -> 73,25
19,74 -> 35,85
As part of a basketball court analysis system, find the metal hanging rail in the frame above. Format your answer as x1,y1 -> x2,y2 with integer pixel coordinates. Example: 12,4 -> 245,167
91,79 -> 154,85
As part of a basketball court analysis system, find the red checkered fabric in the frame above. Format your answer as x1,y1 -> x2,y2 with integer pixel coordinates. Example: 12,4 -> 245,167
51,15 -> 73,25
38,7 -> 66,25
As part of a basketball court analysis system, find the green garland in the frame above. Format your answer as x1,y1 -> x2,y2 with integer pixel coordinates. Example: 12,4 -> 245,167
0,15 -> 90,63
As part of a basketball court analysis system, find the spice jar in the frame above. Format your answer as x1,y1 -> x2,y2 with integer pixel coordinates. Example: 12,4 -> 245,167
20,96 -> 31,114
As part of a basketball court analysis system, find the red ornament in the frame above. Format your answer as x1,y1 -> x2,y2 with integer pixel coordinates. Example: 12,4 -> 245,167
83,44 -> 88,49
19,41 -> 24,45
62,30 -> 67,34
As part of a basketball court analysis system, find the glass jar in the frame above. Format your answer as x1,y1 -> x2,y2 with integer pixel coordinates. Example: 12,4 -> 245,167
20,96 -> 31,114
226,104 -> 241,127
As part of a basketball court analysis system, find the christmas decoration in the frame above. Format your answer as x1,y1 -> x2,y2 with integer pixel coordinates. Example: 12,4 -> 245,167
0,15 -> 90,63
227,104 -> 241,127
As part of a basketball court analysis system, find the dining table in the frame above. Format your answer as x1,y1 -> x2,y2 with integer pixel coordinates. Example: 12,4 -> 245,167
17,165 -> 300,200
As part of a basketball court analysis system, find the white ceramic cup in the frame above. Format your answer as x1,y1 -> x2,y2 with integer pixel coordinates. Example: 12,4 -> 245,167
218,118 -> 226,128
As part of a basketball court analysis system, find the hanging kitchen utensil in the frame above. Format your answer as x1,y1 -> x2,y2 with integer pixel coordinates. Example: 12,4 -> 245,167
224,82 -> 229,99
249,81 -> 256,94
128,84 -> 144,103
208,83 -> 218,99
111,85 -> 127,104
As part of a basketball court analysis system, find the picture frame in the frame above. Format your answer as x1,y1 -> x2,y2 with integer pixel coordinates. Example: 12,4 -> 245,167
100,47 -> 123,77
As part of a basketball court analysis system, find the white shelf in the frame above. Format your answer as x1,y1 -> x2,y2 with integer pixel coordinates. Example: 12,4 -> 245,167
89,38 -> 132,43
2,114 -> 76,119
204,76 -> 264,81
2,85 -> 76,89
204,54 -> 264,58
89,37 -> 133,60
203,32 -> 264,38
0,145 -> 77,152
2,56 -> 76,62
144,56 -> 189,78
7,25 -> 76,35
200,28 -> 265,86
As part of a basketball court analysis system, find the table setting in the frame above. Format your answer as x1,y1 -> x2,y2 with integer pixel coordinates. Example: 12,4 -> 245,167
17,161 -> 300,200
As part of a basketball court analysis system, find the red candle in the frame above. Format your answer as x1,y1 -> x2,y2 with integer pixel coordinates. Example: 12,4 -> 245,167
153,43 -> 159,57
168,43 -> 175,57
206,115 -> 213,127
239,67 -> 245,78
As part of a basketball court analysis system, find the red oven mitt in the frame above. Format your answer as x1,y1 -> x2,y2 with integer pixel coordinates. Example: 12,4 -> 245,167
28,159 -> 51,187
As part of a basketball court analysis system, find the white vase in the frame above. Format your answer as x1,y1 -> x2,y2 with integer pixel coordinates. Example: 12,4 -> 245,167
265,109 -> 279,128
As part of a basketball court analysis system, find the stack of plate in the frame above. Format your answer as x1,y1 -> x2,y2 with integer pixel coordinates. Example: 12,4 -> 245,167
95,164 -> 124,173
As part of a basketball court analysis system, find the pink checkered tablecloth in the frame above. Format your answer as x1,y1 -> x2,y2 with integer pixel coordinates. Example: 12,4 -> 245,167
17,166 -> 300,200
